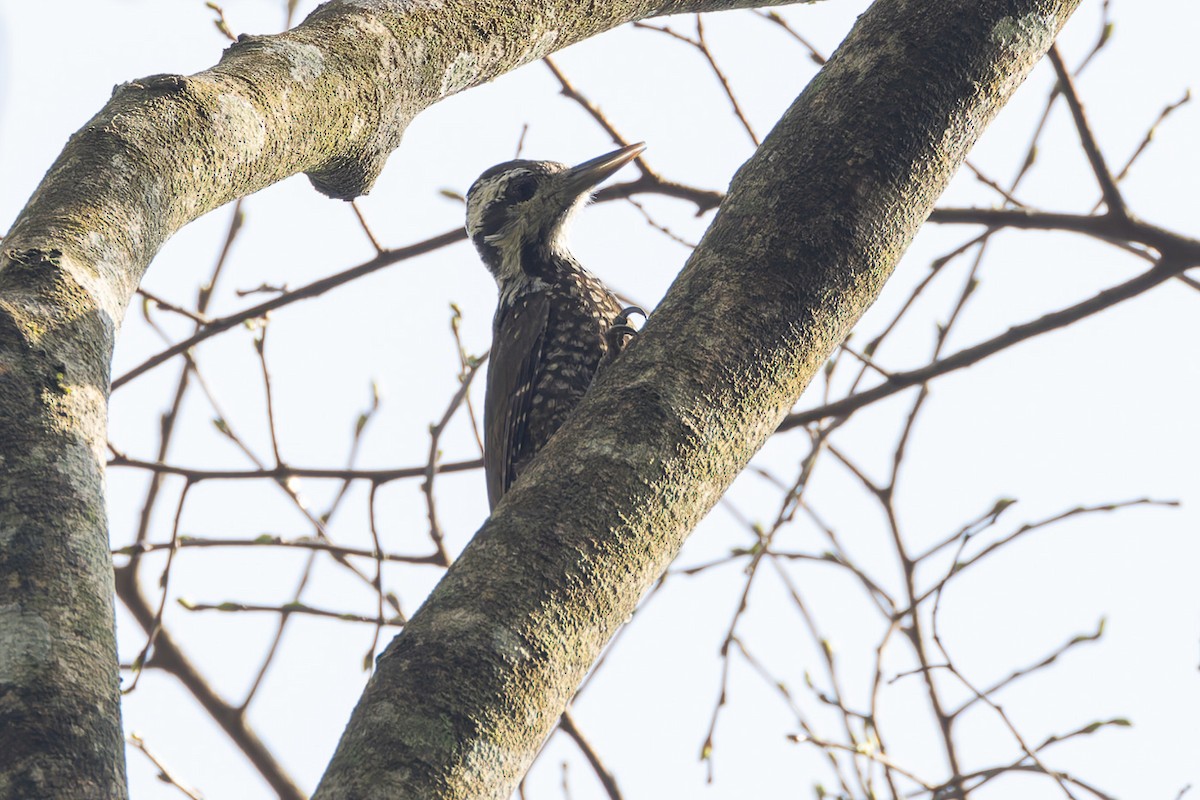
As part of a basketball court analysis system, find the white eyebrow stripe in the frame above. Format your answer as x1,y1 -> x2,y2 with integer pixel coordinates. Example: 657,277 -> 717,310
466,171 -> 524,237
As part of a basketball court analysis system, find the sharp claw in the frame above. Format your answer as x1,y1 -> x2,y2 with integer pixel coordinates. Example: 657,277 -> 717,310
614,306 -> 647,326
604,306 -> 646,362
607,323 -> 637,340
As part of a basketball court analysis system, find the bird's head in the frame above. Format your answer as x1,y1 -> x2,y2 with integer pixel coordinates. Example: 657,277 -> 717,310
465,143 -> 645,283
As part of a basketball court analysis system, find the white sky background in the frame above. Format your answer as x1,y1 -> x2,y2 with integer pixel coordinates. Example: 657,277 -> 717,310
1,1 -> 1198,799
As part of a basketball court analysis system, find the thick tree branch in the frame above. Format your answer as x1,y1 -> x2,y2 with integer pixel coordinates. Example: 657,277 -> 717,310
313,2 -> 1081,798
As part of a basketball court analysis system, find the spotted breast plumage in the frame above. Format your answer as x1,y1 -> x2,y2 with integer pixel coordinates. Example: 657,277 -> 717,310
465,143 -> 646,509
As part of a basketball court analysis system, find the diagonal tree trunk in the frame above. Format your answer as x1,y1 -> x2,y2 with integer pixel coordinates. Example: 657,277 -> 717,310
314,1 -> 1080,797
0,0 -> 1076,797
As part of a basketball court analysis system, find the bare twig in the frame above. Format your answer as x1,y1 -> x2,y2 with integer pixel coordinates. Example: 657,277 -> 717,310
1047,45 -> 1126,219
752,9 -> 827,64
128,734 -> 205,800
351,200 -> 386,253
108,450 -> 483,483
559,711 -> 624,800
178,598 -> 403,626
124,481 -> 193,694
117,534 -> 445,565
781,258 -> 1188,430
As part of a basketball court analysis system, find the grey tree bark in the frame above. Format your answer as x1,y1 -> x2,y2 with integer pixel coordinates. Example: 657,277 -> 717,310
0,0 -> 1076,797
315,1 -> 1081,797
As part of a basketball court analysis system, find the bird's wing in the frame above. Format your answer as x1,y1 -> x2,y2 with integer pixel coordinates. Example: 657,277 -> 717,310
485,290 -> 550,510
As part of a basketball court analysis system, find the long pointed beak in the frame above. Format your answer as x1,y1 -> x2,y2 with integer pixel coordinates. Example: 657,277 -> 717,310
560,142 -> 646,197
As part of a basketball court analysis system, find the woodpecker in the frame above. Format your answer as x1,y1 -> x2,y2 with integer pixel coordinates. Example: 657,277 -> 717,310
466,142 -> 646,509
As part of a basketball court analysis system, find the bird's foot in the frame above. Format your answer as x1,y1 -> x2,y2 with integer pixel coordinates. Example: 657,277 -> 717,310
600,306 -> 647,370
595,304 -> 643,376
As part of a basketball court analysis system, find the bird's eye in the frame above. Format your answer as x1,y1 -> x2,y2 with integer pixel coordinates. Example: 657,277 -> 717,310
510,177 -> 537,202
